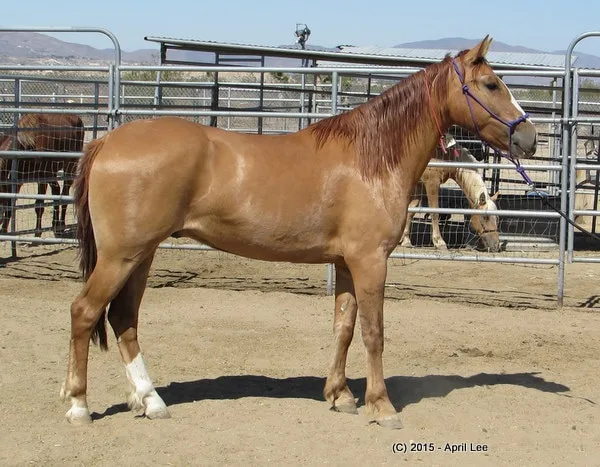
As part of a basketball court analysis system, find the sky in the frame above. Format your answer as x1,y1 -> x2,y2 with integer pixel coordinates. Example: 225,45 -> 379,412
3,0 -> 600,56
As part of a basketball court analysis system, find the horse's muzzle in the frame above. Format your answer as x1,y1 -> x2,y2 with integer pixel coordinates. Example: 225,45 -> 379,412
510,121 -> 537,158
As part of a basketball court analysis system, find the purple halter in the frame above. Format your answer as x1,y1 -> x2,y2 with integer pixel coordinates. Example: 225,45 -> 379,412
452,59 -> 533,186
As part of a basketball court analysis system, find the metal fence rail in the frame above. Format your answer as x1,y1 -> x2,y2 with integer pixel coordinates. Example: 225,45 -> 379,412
1,28 -> 600,303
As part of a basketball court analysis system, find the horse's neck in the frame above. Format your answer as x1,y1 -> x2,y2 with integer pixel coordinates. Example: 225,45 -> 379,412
352,62 -> 452,181
452,159 -> 487,207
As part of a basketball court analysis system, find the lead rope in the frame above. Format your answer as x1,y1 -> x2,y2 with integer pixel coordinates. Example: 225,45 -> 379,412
424,76 -> 448,154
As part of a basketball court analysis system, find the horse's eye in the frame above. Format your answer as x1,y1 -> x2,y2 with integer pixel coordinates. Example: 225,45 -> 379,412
485,82 -> 499,91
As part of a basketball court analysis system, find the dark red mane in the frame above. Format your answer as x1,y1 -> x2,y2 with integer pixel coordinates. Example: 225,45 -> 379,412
309,54 -> 455,180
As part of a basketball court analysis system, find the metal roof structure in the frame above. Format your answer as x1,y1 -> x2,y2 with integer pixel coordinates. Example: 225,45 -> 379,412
337,46 -> 577,70
144,36 -> 575,71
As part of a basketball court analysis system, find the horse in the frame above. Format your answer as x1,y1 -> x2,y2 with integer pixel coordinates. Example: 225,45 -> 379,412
61,37 -> 536,429
573,138 -> 600,230
399,136 -> 500,251
0,113 -> 84,237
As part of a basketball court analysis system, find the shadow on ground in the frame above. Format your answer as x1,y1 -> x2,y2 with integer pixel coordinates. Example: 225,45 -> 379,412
92,371 -> 579,421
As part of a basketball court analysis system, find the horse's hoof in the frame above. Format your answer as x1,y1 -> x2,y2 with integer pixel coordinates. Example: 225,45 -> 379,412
65,406 -> 92,426
332,401 -> 358,415
376,414 -> 404,430
145,404 -> 171,420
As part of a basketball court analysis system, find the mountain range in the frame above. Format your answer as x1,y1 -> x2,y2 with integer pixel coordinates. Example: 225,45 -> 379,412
0,32 -> 157,64
1,32 -> 599,69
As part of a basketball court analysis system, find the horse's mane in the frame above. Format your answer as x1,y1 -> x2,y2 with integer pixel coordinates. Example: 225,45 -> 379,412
309,56 -> 451,179
309,50 -> 487,180
17,113 -> 43,148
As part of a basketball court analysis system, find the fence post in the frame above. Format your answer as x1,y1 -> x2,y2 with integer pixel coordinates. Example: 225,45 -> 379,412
325,71 -> 340,296
108,64 -> 115,130
567,69 -> 580,263
9,78 -> 22,257
558,31 -> 600,305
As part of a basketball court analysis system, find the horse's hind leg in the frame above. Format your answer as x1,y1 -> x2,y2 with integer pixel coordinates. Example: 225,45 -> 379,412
399,198 -> 419,248
34,183 -> 48,237
323,264 -> 358,414
58,179 -> 73,231
0,198 -> 10,233
48,180 -> 63,234
425,180 -> 447,249
107,251 -> 169,420
61,254 -> 147,425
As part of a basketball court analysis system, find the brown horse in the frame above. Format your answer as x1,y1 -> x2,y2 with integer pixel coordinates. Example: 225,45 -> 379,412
0,113 -> 84,236
61,37 -> 536,428
400,137 -> 500,251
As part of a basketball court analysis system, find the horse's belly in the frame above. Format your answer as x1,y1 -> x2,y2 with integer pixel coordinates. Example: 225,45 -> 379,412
180,216 -> 338,264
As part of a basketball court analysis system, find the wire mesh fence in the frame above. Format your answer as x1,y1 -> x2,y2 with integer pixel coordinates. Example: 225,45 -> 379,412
0,60 -> 599,299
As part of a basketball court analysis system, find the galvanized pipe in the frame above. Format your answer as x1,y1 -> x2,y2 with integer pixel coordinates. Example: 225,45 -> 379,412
567,68 -> 580,262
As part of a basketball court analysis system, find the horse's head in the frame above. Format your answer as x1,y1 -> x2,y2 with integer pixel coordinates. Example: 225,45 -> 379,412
446,36 -> 537,159
469,191 -> 500,252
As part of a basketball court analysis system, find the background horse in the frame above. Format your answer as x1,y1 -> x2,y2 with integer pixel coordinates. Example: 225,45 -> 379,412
61,37 -> 536,429
0,113 -> 84,236
400,136 -> 500,252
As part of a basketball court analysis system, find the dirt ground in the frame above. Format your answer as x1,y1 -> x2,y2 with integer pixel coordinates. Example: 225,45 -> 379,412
1,244 -> 599,466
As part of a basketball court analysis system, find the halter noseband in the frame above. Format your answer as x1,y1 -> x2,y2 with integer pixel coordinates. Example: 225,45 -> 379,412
451,58 -> 533,186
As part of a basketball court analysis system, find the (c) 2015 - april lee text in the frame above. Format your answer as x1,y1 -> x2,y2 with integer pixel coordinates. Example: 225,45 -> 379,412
392,442 -> 489,454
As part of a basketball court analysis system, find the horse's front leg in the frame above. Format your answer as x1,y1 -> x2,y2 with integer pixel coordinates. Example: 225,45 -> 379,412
324,264 -> 358,414
348,253 -> 402,429
425,180 -> 447,249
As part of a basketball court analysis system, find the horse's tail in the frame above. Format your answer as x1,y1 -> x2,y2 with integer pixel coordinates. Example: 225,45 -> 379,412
73,137 -> 108,350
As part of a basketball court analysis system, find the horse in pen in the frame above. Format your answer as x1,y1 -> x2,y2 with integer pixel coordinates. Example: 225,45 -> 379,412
61,37 -> 537,429
399,134 -> 500,252
0,113 -> 84,237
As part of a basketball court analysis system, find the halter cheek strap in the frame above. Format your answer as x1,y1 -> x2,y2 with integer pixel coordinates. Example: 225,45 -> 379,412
451,59 -> 533,186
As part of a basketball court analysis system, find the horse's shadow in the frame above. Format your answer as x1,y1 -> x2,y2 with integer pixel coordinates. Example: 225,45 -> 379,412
92,371 -> 578,421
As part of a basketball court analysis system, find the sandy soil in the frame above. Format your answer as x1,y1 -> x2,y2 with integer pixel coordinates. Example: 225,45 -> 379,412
1,245 -> 599,466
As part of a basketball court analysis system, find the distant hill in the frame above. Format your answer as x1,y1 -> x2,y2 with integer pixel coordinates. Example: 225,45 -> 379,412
394,37 -> 543,54
394,37 -> 600,69
0,32 -> 157,64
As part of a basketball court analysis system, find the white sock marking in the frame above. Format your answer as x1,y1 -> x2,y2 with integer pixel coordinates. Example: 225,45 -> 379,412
126,353 -> 155,397
125,353 -> 168,416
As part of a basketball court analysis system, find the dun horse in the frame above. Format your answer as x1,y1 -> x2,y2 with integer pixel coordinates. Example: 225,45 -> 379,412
61,37 -> 536,428
0,113 -> 84,236
400,137 -> 500,251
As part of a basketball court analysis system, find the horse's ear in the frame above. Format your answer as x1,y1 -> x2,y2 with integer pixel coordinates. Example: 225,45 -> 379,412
464,35 -> 493,64
490,191 -> 499,201
478,191 -> 487,206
